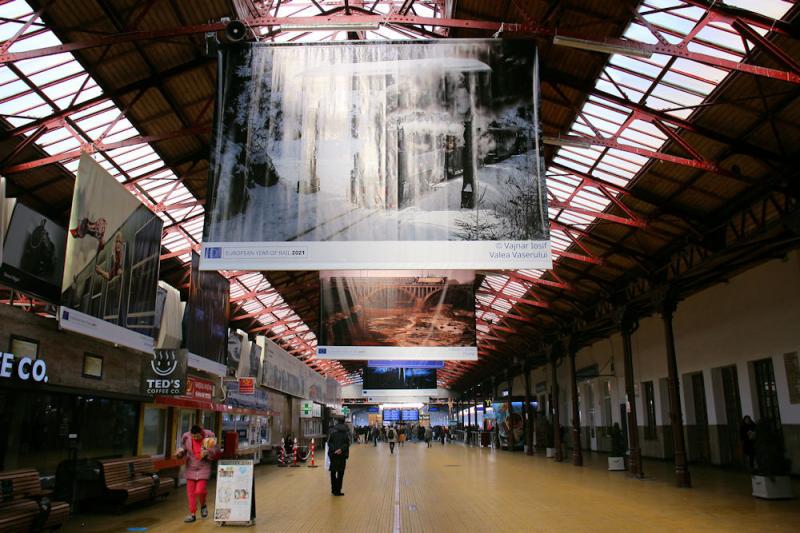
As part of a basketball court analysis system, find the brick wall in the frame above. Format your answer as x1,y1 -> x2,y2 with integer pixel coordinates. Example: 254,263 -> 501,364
0,303 -> 146,397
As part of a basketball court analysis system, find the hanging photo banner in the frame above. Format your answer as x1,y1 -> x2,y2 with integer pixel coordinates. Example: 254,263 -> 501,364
201,39 -> 550,271
317,270 -> 477,361
0,202 -> 67,303
60,155 -> 163,353
187,252 -> 229,364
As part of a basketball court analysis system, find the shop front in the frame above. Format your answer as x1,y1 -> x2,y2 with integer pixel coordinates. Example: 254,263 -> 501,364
220,379 -> 276,462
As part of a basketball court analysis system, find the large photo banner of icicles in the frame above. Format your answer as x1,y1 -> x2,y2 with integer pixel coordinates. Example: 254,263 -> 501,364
317,270 -> 478,361
201,39 -> 552,271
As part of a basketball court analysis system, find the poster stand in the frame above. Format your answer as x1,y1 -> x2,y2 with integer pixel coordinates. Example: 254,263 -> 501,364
214,460 -> 256,527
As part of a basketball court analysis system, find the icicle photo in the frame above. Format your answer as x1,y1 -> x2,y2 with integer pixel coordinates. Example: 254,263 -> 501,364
201,40 -> 551,270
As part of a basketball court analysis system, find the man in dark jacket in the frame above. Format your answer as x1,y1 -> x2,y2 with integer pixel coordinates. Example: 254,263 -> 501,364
327,416 -> 350,496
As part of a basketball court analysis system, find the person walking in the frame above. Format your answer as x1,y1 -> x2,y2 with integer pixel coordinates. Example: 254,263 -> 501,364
327,416 -> 350,496
372,425 -> 379,447
425,425 -> 433,448
176,424 -> 220,523
740,415 -> 757,470
387,425 -> 398,454
399,425 -> 406,447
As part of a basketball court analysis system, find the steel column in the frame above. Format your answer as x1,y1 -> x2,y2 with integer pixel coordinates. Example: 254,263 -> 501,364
551,349 -> 563,462
659,296 -> 692,488
566,338 -> 583,466
619,310 -> 644,478
524,363 -> 534,456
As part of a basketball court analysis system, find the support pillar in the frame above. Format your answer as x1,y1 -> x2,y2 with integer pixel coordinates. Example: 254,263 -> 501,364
660,296 -> 691,488
566,337 -> 583,466
524,363 -> 534,456
506,370 -> 514,450
551,349 -> 563,462
619,309 -> 643,478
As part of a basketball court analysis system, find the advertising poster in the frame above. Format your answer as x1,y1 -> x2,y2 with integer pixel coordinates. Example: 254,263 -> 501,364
491,402 -> 525,449
187,252 -> 229,363
60,155 -> 163,352
260,336 -> 334,402
0,202 -> 67,302
318,270 -> 477,361
214,460 -> 255,523
201,39 -> 551,270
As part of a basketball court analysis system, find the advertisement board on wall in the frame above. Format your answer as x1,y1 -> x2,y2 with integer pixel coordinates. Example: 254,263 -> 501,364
60,155 -> 163,353
318,270 -> 477,361
201,39 -> 550,271
0,202 -> 67,303
260,336 -> 341,404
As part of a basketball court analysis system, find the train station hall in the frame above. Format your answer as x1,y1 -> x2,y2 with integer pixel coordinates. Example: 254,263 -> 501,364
1,0 -> 799,531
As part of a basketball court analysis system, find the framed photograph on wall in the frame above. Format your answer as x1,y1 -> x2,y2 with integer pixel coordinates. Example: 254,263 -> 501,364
9,335 -> 39,360
82,353 -> 104,379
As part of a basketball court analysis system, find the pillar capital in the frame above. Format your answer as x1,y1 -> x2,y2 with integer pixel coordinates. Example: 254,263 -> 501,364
652,286 -> 678,319
613,306 -> 639,335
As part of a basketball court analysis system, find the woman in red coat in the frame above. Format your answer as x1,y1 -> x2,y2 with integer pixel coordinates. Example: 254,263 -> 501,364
176,425 -> 220,522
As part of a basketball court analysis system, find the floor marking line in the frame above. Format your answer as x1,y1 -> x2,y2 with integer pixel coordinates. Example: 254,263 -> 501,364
393,449 -> 401,533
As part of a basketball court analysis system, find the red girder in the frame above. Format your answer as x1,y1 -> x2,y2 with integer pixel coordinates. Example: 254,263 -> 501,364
1,12 -> 797,85
0,126 -> 209,174
477,288 -> 551,310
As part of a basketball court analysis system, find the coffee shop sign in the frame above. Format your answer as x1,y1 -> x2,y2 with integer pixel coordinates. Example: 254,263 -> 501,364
0,352 -> 49,383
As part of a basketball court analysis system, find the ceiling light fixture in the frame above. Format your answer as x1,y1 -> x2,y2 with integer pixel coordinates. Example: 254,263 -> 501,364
553,35 -> 654,59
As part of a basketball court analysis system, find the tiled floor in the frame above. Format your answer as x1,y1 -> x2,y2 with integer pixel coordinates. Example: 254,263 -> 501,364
63,441 -> 800,532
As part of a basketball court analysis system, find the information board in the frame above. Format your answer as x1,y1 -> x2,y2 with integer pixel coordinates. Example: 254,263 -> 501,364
214,460 -> 255,524
382,409 -> 400,422
401,409 -> 419,421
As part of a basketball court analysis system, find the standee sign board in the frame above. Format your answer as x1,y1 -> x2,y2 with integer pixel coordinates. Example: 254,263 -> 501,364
201,39 -> 551,271
215,460 -> 255,525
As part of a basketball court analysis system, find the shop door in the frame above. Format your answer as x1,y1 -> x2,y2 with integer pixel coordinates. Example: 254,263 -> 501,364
720,366 -> 743,466
690,373 -> 711,463
176,409 -> 195,449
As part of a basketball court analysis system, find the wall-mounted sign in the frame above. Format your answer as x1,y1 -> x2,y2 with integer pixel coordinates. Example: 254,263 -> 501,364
142,348 -> 187,396
238,377 -> 256,395
0,352 -> 49,383
184,376 -> 215,401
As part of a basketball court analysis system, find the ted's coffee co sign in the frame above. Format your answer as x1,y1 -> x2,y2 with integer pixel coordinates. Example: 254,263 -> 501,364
142,348 -> 187,396
0,352 -> 49,383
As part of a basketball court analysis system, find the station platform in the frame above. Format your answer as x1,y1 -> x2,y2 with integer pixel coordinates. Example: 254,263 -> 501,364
64,442 -> 800,532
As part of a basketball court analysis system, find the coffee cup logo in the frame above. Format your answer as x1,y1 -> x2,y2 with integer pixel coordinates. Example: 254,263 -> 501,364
151,350 -> 178,377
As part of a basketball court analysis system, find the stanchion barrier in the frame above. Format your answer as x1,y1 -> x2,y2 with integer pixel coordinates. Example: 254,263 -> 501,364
278,438 -> 287,467
308,438 -> 318,468
290,438 -> 300,467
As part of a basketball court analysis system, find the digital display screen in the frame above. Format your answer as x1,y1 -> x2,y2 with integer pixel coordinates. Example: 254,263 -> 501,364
382,409 -> 400,421
401,409 -> 419,421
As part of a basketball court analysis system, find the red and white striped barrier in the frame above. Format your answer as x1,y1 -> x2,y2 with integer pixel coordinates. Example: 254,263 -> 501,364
290,438 -> 300,467
308,438 -> 318,468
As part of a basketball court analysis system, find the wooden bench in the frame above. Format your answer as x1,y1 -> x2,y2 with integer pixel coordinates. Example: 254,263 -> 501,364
0,469 -> 70,532
99,457 -> 174,508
